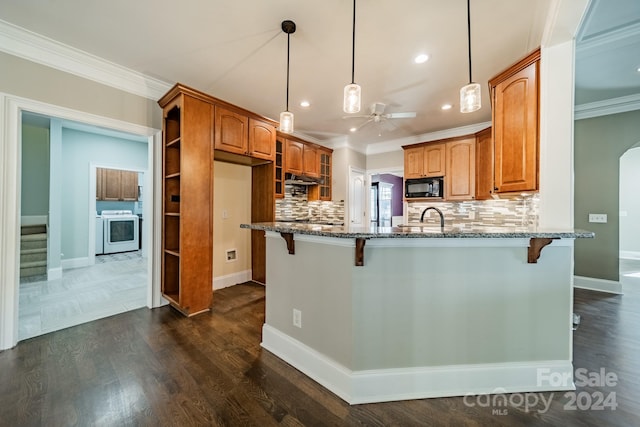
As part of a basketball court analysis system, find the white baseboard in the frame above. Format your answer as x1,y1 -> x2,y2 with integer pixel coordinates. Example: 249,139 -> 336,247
61,257 -> 90,270
47,267 -> 62,281
261,324 -> 575,405
213,269 -> 252,290
620,251 -> 640,260
21,215 -> 48,226
574,275 -> 623,294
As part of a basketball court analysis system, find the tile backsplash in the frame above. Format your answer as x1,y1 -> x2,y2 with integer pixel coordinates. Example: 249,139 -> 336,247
275,185 -> 344,224
407,194 -> 539,228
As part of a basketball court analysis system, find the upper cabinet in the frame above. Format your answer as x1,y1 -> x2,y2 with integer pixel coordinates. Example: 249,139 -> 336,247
404,143 -> 446,179
280,133 -> 333,201
317,148 -> 332,201
446,137 -> 475,201
285,139 -> 304,175
490,48 -> 540,193
474,127 -> 493,200
249,118 -> 276,161
97,168 -> 138,201
303,144 -> 319,177
214,106 -> 276,161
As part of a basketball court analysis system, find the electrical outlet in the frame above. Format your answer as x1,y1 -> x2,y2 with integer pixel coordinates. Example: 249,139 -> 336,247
468,211 -> 476,220
293,309 -> 302,328
588,214 -> 608,223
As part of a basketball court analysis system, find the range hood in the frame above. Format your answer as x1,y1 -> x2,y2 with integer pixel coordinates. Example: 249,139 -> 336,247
284,173 -> 324,186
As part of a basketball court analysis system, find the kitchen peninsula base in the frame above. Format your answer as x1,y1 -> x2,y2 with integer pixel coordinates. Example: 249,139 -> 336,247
243,224 -> 593,404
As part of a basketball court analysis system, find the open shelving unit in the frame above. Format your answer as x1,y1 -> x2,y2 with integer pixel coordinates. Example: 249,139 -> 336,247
159,89 -> 214,316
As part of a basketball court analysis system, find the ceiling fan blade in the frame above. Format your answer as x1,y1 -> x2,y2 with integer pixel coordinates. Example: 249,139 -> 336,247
342,114 -> 372,120
354,118 -> 374,131
385,112 -> 417,119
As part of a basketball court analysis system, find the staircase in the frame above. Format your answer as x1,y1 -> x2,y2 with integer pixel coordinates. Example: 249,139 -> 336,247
20,224 -> 48,278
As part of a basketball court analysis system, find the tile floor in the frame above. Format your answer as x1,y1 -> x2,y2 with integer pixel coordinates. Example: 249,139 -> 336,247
19,251 -> 147,341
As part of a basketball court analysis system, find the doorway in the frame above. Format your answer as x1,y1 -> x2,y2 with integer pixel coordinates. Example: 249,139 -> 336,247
0,93 -> 161,350
348,167 -> 365,226
19,113 -> 151,340
619,145 -> 640,287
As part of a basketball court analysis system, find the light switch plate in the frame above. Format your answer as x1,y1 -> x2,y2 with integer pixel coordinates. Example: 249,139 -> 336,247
589,214 -> 607,223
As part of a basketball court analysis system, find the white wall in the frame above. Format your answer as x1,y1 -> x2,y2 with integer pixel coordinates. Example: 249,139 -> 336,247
332,147 -> 366,202
620,146 -> 640,257
60,127 -> 147,260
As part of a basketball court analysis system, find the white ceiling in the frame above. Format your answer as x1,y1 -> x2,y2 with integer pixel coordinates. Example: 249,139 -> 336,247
1,0 -> 639,152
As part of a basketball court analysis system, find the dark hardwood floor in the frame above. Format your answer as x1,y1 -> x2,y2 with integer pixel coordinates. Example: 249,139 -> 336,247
1,281 -> 638,426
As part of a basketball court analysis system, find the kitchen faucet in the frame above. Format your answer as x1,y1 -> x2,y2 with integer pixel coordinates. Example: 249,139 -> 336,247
420,206 -> 445,230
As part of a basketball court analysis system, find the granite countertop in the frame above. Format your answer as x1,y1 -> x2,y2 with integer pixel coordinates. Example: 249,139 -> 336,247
240,222 -> 595,239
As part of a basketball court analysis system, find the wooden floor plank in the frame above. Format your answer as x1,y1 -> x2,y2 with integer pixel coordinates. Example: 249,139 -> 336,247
1,281 -> 639,426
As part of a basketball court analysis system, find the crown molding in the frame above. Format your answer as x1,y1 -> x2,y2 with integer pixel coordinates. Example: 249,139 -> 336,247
0,19 -> 172,100
575,93 -> 640,120
576,18 -> 640,55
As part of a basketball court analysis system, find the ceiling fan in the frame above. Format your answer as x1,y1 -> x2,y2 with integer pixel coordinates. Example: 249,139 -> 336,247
344,102 -> 417,133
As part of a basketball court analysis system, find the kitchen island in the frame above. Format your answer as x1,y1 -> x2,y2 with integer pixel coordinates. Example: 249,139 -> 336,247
241,222 -> 594,404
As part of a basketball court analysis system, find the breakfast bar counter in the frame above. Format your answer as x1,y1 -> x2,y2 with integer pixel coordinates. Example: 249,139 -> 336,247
241,222 -> 594,404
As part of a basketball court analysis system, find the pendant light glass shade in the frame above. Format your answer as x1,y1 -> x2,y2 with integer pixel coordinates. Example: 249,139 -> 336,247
343,83 -> 361,114
280,20 -> 296,133
343,0 -> 361,114
279,111 -> 294,134
460,0 -> 480,113
460,82 -> 481,113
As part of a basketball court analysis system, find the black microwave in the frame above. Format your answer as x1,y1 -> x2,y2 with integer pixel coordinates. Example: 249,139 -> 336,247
405,177 -> 444,198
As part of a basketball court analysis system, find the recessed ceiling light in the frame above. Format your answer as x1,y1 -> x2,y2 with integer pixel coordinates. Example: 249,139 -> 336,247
441,104 -> 452,110
300,100 -> 310,107
637,67 -> 640,73
350,127 -> 357,132
414,54 -> 429,64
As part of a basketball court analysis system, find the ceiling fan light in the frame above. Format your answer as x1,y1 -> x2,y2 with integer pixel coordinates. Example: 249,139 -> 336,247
343,83 -> 361,114
279,111 -> 294,133
460,82 -> 481,113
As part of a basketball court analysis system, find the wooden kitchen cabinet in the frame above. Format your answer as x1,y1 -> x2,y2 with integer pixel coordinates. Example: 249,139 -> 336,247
274,138 -> 284,198
214,106 -> 248,155
158,86 -> 214,317
490,48 -> 540,193
249,118 -> 276,161
445,137 -> 475,200
403,143 -> 446,179
97,168 -> 138,201
318,148 -> 332,200
303,144 -> 319,177
475,127 -> 493,200
285,139 -> 304,175
214,106 -> 276,161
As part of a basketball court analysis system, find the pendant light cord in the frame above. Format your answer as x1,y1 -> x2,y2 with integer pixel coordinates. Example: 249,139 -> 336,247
286,32 -> 291,112
466,0 -> 472,84
351,0 -> 356,84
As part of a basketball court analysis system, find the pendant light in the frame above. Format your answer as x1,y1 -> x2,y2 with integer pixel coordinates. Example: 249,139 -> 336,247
280,20 -> 296,133
343,0 -> 361,114
460,0 -> 481,113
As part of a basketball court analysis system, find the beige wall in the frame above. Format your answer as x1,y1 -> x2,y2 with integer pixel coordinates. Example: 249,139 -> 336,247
574,110 -> 640,281
366,150 -> 404,172
213,161 -> 252,277
332,147 -> 366,201
0,51 -> 161,129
